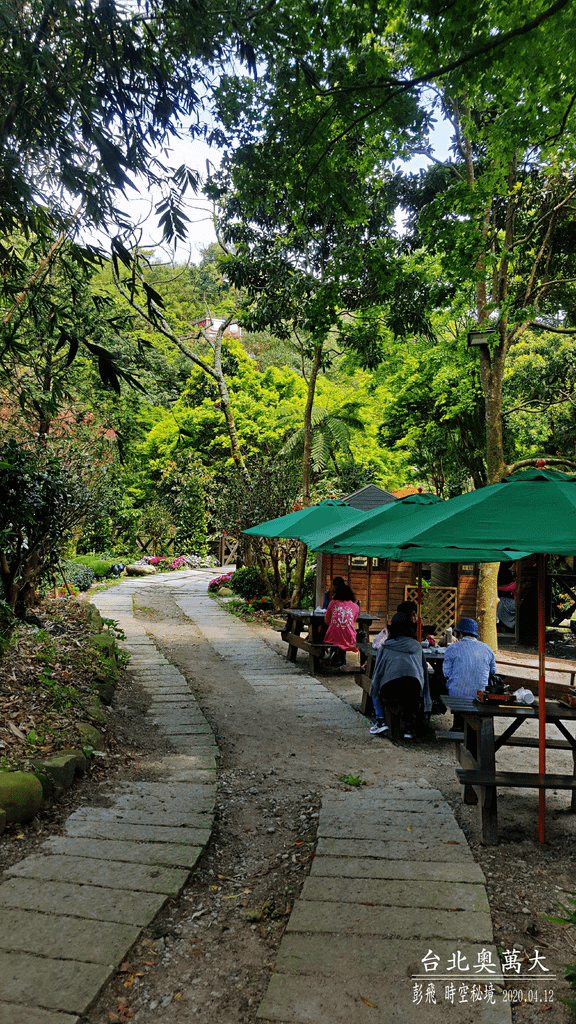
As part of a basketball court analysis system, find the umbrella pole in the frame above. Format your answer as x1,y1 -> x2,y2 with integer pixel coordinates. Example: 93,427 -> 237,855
538,552 -> 546,844
416,563 -> 422,643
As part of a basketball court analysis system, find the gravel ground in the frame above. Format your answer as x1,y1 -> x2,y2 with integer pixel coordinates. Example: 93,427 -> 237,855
3,584 -> 576,1023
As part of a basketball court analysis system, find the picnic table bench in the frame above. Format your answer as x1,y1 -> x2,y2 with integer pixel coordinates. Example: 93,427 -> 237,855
444,694 -> 576,844
280,608 -> 379,675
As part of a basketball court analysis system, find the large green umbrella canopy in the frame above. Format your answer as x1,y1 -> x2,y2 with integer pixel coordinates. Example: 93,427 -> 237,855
241,499 -> 367,542
310,492 -> 446,643
310,490 -> 524,560
394,468 -> 576,561
306,491 -> 442,553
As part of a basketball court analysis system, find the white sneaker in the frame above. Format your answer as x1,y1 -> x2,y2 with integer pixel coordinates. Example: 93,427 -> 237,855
369,721 -> 389,735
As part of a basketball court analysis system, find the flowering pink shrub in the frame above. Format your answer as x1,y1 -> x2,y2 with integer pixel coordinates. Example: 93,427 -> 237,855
208,572 -> 234,592
136,554 -> 218,572
170,555 -> 190,569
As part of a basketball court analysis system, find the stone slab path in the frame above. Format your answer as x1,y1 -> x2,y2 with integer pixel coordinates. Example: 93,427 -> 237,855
0,572 -> 216,1024
0,571 -> 510,1023
257,783 -> 509,1023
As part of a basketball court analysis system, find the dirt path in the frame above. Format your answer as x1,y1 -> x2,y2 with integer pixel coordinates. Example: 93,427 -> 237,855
81,580 -> 576,1024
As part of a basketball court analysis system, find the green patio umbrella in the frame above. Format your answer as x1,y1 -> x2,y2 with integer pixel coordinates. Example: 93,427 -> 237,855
310,492 -> 446,642
315,489 -> 527,562
307,491 -> 443,553
242,499 -> 367,542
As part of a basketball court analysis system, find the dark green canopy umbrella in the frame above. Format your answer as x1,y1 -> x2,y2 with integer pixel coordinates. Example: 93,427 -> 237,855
393,467 -> 576,843
242,499 -> 367,543
310,492 -> 446,642
312,491 -> 499,558
394,468 -> 576,562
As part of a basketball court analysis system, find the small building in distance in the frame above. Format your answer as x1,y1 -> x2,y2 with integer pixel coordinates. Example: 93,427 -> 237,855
191,316 -> 244,341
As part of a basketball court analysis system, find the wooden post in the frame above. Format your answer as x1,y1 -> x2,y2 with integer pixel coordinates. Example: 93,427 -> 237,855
416,563 -> 423,642
538,552 -> 547,843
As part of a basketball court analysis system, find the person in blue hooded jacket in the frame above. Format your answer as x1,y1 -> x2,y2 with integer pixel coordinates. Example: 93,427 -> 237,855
369,612 -> 431,740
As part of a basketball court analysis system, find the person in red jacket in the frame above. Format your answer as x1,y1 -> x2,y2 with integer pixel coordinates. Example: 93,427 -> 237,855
324,579 -> 359,667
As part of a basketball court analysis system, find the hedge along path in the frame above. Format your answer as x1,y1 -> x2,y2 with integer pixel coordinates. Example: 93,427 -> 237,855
0,572 -> 217,1024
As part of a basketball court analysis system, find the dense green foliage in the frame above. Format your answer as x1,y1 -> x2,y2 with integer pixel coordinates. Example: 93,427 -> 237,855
229,566 -> 270,600
4,0 -> 576,603
69,556 -> 115,580
0,438 -> 111,609
62,562 -> 96,591
176,474 -> 208,555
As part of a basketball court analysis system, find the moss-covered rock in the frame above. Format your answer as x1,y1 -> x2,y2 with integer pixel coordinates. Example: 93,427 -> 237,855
0,771 -> 43,823
66,748 -> 88,774
85,602 -> 102,632
90,632 -> 119,662
87,695 -> 107,726
31,753 -> 78,793
94,677 -> 115,705
33,768 -> 56,808
78,721 -> 106,752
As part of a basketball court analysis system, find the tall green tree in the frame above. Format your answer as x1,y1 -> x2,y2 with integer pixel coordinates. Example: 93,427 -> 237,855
210,55 -> 428,598
394,7 -> 576,643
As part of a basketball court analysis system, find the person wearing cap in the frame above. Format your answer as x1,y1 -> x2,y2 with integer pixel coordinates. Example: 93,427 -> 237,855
442,617 -> 496,700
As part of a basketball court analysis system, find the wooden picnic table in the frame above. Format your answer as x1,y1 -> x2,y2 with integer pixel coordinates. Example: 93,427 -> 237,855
443,694 -> 576,844
354,642 -> 445,716
281,608 -> 379,675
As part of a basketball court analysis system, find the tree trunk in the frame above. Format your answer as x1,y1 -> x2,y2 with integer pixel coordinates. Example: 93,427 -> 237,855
290,541 -> 309,609
476,562 -> 500,649
301,344 -> 323,505
476,333 -> 508,651
290,342 -> 323,606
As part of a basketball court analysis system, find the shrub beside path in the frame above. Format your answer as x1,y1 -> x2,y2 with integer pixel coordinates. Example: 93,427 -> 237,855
0,571 -> 510,1023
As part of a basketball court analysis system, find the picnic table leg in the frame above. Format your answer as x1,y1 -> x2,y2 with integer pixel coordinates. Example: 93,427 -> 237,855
360,690 -> 374,716
476,717 -> 498,845
286,615 -> 300,663
384,704 -> 402,743
460,717 -> 478,806
310,650 -> 323,675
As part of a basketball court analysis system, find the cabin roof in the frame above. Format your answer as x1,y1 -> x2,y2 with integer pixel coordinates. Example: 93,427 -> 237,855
343,484 -> 397,511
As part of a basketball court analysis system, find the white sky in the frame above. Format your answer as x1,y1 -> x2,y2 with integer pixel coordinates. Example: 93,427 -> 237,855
81,107 -> 453,264
81,134 -> 221,264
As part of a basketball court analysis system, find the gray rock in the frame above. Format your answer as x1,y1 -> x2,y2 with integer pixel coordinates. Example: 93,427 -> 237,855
31,754 -> 78,796
77,722 -> 106,752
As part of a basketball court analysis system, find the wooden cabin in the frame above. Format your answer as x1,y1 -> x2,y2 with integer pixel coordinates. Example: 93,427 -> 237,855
316,552 -> 478,636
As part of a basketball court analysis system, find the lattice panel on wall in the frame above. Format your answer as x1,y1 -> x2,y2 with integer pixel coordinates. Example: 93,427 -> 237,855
404,586 -> 457,634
